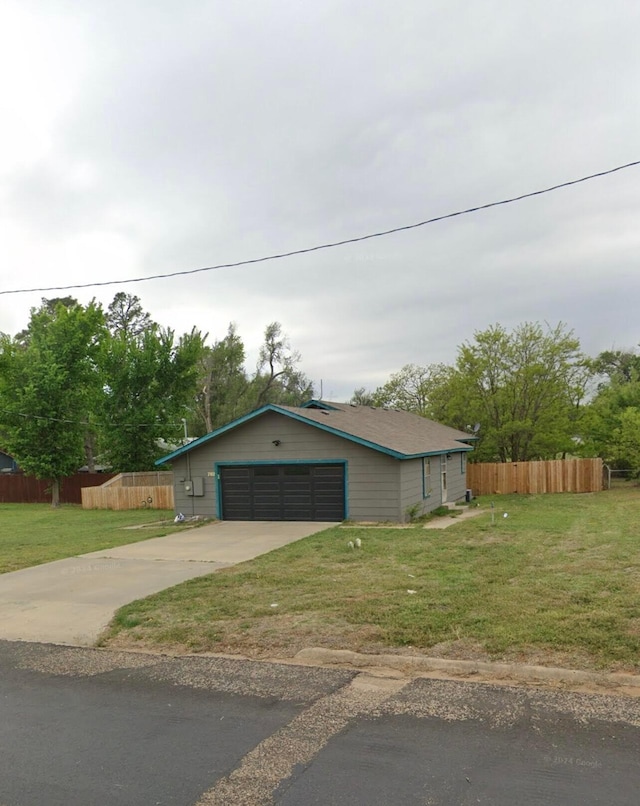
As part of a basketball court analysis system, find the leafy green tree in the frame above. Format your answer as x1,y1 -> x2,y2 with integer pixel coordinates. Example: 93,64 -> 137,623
580,349 -> 640,470
451,322 -> 588,462
350,387 -> 375,406
372,363 -> 456,419
610,408 -> 640,474
105,292 -> 155,339
251,322 -> 313,408
0,299 -> 105,506
588,350 -> 640,386
193,323 -> 249,434
186,321 -> 312,436
13,297 -> 80,347
96,321 -> 205,471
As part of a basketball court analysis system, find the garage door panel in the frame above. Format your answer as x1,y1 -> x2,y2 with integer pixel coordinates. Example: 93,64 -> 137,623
254,509 -> 282,520
286,491 -> 312,500
313,487 -> 342,497
220,464 -> 344,521
253,479 -> 281,489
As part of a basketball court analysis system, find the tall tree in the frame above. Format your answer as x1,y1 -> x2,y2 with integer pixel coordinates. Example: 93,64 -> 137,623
96,322 -> 205,471
193,323 -> 248,434
372,363 -> 456,419
452,322 -> 587,462
580,348 -> 640,471
610,408 -> 640,474
588,349 -> 640,386
105,292 -> 155,339
251,322 -> 313,408
350,387 -> 375,406
0,299 -> 104,506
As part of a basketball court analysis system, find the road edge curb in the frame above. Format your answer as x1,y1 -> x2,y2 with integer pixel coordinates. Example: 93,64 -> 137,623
293,647 -> 640,691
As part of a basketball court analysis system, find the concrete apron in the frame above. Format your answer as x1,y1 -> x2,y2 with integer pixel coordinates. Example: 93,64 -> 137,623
0,521 -> 333,647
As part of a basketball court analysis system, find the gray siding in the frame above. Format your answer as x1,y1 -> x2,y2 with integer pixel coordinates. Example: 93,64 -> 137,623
169,412 -> 403,522
399,458 -> 430,519
446,451 -> 469,503
399,452 -> 469,520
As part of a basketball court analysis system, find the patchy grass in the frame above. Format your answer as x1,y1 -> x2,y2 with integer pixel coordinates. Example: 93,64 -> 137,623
101,489 -> 640,672
0,504 -> 187,573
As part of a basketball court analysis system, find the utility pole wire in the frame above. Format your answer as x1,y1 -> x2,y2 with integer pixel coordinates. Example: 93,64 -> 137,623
2,158 -> 639,297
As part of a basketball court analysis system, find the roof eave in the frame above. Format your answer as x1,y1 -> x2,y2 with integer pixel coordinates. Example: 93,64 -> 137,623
403,445 -> 474,459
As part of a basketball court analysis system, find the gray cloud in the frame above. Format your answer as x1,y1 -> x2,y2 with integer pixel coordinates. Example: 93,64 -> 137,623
2,0 -> 640,401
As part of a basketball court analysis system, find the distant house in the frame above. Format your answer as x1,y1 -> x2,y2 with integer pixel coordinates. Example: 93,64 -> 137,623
0,450 -> 19,473
156,400 -> 475,523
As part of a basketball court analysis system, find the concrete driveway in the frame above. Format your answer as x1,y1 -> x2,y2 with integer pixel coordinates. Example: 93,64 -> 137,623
0,521 -> 333,647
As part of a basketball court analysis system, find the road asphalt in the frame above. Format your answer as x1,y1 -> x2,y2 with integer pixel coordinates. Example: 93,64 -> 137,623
0,521 -> 333,646
1,641 -> 638,806
1,518 -> 639,803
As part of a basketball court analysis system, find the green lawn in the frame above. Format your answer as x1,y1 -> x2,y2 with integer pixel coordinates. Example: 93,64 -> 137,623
101,488 -> 640,672
0,504 -> 185,573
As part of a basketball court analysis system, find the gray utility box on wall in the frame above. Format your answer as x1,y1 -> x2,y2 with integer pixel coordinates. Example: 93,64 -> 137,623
184,477 -> 204,496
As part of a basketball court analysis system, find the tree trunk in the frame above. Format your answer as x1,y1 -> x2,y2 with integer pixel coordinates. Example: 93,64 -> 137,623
51,478 -> 60,508
203,381 -> 213,433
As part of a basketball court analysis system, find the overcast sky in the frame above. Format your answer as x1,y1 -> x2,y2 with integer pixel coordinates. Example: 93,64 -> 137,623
2,1 -> 639,400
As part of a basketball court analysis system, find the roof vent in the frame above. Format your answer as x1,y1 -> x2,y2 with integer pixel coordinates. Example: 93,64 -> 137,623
350,403 -> 357,407
321,410 -> 331,416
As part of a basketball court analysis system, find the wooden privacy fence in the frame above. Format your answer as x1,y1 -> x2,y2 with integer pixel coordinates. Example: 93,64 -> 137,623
81,471 -> 175,510
467,458 -> 603,496
0,473 -> 115,504
98,471 -> 174,488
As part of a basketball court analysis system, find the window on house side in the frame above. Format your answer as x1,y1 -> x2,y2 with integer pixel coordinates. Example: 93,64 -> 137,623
423,457 -> 432,498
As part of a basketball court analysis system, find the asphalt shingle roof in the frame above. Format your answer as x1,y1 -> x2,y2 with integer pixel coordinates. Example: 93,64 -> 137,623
281,401 -> 475,457
156,399 -> 475,465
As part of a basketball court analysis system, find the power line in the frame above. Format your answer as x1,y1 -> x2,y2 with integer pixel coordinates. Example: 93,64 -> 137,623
2,158 -> 639,297
0,408 -> 187,429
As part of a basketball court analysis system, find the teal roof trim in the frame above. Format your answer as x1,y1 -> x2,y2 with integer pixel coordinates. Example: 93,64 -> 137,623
299,399 -> 339,410
403,446 -> 473,459
155,404 -> 278,465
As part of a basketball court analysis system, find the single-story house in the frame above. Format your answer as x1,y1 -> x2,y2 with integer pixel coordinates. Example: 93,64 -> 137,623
156,400 -> 476,522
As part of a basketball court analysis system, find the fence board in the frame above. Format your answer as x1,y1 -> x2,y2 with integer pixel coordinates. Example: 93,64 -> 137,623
467,459 -> 603,496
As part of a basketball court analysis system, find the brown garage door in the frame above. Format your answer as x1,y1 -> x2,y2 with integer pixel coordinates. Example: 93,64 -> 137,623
219,464 -> 345,521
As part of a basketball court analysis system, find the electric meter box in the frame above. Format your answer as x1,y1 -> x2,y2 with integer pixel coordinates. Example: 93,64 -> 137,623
184,478 -> 204,496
